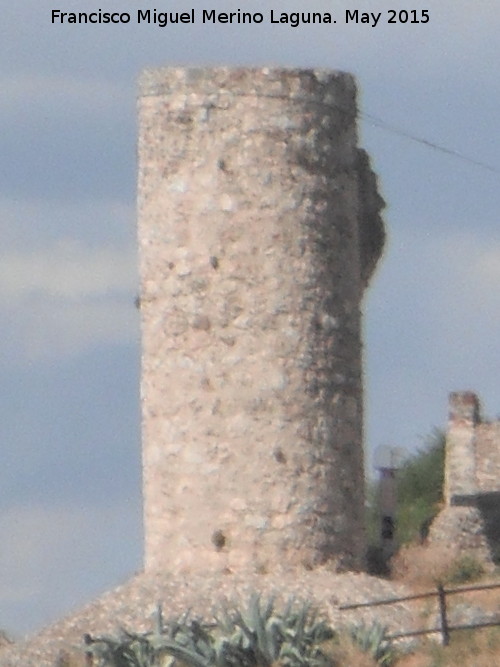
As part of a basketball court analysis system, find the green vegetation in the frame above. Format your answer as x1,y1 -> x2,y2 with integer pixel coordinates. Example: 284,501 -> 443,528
347,621 -> 396,666
395,429 -> 445,545
366,428 -> 445,575
83,596 -> 401,667
367,429 -> 445,551
85,595 -> 336,666
445,554 -> 485,585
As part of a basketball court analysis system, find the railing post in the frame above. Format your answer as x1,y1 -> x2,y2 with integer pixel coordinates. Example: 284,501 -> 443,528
437,583 -> 450,646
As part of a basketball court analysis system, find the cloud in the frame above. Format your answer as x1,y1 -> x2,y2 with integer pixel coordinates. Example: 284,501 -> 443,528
0,501 -> 142,635
0,239 -> 138,361
11,298 -> 138,361
431,230 -> 500,321
0,196 -> 135,244
0,72 -> 129,119
469,243 -> 500,290
370,223 -> 500,352
364,221 -> 500,453
0,62 -> 134,205
0,240 -> 136,301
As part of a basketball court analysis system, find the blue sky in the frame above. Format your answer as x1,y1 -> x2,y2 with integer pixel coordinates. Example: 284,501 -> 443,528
1,0 -> 499,638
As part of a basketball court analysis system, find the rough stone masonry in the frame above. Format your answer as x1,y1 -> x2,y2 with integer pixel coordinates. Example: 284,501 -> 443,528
429,392 -> 500,565
138,67 -> 385,575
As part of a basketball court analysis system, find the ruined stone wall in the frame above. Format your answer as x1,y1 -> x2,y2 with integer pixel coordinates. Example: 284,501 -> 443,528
445,392 -> 500,504
444,392 -> 480,504
138,67 -> 384,575
475,421 -> 500,493
433,392 -> 500,563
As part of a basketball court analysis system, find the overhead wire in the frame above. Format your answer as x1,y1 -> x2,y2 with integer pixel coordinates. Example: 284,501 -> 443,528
359,110 -> 500,176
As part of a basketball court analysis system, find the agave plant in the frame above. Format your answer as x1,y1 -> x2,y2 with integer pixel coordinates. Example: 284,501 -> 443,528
85,611 -> 248,667
347,621 -> 396,666
84,595 -> 336,667
84,629 -> 159,667
211,594 -> 334,667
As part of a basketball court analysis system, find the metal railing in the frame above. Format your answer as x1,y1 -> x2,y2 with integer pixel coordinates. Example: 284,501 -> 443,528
340,581 -> 500,645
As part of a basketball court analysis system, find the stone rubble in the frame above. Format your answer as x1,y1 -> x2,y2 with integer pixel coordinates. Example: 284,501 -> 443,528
0,567 -> 416,666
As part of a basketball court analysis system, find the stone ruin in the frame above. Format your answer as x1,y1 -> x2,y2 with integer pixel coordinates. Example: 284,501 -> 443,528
429,391 -> 500,565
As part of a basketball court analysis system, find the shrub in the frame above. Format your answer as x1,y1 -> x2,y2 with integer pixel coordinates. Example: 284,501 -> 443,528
445,555 -> 485,585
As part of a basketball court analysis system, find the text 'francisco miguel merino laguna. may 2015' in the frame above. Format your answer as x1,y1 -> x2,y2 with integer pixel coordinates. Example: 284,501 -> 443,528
51,8 -> 431,28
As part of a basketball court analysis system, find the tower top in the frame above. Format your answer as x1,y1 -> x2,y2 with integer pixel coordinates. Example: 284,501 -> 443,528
138,66 -> 356,101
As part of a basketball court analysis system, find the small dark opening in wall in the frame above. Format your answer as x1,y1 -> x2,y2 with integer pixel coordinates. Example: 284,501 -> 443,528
273,448 -> 287,464
212,529 -> 226,551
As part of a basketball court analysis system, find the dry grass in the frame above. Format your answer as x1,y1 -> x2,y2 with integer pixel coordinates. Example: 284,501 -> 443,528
391,544 -> 458,589
322,635 -> 379,666
54,649 -> 88,667
388,542 -> 500,666
396,625 -> 500,666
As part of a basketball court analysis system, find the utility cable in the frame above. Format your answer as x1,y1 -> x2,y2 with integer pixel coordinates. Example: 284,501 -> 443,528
360,110 -> 500,176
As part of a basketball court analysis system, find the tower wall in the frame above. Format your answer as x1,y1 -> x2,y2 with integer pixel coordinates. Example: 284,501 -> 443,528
138,67 -> 384,574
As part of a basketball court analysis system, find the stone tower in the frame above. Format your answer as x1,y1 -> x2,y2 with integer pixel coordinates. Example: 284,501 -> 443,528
138,67 -> 384,575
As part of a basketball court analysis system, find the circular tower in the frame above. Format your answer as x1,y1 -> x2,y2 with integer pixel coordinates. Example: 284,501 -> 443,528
138,67 -> 384,574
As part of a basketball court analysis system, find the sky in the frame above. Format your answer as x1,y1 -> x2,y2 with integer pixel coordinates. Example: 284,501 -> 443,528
1,0 -> 499,639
